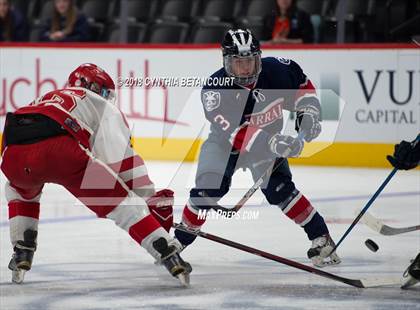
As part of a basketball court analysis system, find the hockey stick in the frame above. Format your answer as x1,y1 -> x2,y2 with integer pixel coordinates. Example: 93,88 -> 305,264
174,223 -> 399,288
213,130 -> 307,217
331,134 -> 420,253
329,167 -> 398,254
360,210 -> 420,236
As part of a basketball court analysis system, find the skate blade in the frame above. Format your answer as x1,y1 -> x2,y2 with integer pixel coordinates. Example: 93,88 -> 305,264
176,272 -> 190,287
401,274 -> 419,289
12,269 -> 26,284
313,258 -> 341,268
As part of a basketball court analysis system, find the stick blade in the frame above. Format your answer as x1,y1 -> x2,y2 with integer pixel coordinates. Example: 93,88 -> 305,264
359,277 -> 400,288
358,210 -> 383,233
380,225 -> 420,236
359,210 -> 420,236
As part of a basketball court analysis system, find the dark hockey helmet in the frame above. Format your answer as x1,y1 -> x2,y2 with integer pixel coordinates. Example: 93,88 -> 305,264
68,63 -> 115,101
222,29 -> 262,86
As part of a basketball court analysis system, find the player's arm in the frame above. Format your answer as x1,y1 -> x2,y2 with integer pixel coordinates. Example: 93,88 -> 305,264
121,140 -> 174,232
201,88 -> 303,158
284,60 -> 322,142
92,103 -> 156,198
94,103 -> 175,231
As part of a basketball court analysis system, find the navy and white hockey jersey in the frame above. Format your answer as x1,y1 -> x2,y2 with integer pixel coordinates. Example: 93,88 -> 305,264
200,57 -> 320,154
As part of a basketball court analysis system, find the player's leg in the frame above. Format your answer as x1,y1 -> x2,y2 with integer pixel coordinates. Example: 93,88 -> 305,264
58,140 -> 190,280
175,139 -> 236,248
4,183 -> 41,283
252,158 -> 340,267
401,252 -> 420,289
1,145 -> 44,284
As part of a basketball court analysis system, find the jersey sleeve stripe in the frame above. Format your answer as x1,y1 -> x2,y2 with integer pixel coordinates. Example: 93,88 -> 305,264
125,175 -> 153,190
228,124 -> 246,145
118,165 -> 148,183
244,128 -> 263,152
230,125 -> 262,153
295,79 -> 317,104
109,155 -> 145,174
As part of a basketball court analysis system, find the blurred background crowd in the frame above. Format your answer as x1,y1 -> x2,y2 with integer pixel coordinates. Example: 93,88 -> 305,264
0,0 -> 419,44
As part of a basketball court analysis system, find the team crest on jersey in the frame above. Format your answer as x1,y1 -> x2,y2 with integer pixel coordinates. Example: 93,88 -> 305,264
203,91 -> 221,112
276,57 -> 291,65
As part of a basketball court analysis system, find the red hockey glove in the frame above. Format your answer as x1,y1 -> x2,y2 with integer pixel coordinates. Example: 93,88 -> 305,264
147,189 -> 174,232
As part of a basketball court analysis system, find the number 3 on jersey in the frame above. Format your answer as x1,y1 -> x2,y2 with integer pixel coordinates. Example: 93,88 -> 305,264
214,114 -> 230,131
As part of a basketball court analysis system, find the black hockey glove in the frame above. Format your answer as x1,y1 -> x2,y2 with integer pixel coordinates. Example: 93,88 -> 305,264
269,134 -> 304,158
295,106 -> 321,142
387,135 -> 420,170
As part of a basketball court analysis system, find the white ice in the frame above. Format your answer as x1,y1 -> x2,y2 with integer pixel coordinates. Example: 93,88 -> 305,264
1,162 -> 419,310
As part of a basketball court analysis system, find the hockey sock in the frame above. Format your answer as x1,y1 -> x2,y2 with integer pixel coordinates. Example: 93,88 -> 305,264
280,192 -> 328,240
9,201 -> 40,247
175,201 -> 207,246
303,212 -> 329,240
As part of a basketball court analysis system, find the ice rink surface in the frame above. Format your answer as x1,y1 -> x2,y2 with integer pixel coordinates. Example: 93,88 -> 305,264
1,162 -> 419,310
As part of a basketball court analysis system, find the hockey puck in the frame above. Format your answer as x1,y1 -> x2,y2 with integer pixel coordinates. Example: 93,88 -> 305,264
365,239 -> 379,252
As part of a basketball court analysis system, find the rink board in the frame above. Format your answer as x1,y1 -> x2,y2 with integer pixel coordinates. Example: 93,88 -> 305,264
0,43 -> 419,167
130,137 -> 397,167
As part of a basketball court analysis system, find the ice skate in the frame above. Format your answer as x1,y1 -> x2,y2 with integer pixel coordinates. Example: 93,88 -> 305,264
307,234 -> 341,267
8,230 -> 37,284
153,238 -> 192,287
401,253 -> 420,289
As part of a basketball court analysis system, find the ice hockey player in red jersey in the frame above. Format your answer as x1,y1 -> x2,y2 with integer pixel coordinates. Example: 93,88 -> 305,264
1,63 -> 191,285
387,134 -> 420,289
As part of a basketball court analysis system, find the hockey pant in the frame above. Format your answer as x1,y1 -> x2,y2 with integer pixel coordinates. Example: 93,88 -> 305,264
1,135 -> 170,261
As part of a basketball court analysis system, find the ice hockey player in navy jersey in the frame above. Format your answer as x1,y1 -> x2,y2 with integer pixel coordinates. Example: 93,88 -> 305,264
175,29 -> 341,267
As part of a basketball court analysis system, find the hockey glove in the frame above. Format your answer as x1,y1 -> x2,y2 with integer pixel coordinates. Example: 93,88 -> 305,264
269,134 -> 304,158
387,137 -> 420,170
147,189 -> 174,232
295,106 -> 321,142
